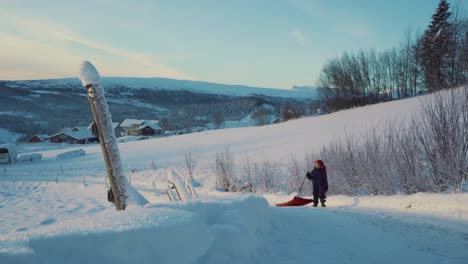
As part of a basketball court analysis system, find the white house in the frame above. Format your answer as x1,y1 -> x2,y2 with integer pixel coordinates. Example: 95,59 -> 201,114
88,121 -> 122,138
120,119 -> 165,136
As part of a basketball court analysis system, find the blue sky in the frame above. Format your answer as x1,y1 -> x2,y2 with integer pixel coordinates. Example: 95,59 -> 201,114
0,0 -> 449,88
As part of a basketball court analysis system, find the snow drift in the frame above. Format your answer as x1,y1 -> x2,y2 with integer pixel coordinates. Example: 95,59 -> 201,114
0,195 -> 270,264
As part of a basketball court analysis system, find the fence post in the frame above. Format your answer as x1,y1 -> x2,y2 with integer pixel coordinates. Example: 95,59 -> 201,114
79,61 -> 127,210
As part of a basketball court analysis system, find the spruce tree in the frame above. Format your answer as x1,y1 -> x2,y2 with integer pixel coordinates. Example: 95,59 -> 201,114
421,0 -> 454,91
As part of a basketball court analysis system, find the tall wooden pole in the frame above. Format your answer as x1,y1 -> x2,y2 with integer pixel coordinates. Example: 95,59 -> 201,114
79,61 -> 127,210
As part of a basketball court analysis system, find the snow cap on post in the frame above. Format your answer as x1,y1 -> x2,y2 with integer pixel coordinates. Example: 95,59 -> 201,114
79,61 -> 101,86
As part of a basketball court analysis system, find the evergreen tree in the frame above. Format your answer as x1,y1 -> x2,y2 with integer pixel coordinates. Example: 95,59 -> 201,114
421,0 -> 454,91
465,32 -> 468,73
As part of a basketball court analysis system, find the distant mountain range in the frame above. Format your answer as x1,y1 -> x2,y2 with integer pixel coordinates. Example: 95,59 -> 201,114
6,77 -> 320,99
0,77 -> 321,143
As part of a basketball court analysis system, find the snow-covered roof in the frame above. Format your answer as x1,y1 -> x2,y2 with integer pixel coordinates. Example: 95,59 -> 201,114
88,122 -> 120,131
121,119 -> 162,129
120,119 -> 146,128
137,121 -> 163,132
50,130 -> 96,140
29,134 -> 50,141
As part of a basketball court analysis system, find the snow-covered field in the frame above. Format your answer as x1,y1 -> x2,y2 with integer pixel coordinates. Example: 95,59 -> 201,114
1,91 -> 467,263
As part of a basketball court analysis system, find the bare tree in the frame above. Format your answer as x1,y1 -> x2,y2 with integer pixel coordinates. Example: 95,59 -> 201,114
282,103 -> 305,121
212,111 -> 224,129
252,108 -> 272,126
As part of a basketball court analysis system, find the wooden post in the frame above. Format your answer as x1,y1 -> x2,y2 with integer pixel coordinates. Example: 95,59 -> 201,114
80,61 -> 127,210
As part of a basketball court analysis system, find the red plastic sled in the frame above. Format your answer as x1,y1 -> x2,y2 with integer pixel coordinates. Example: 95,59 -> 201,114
276,196 -> 314,207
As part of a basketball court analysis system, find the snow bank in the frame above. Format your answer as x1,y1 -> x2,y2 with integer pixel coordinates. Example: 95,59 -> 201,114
117,136 -> 148,143
125,183 -> 150,206
0,195 -> 271,264
151,194 -> 271,263
17,154 -> 42,163
56,149 -> 85,160
0,207 -> 211,264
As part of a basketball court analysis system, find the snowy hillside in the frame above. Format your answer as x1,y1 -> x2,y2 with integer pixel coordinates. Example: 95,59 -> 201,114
1,89 -> 467,263
0,128 -> 23,143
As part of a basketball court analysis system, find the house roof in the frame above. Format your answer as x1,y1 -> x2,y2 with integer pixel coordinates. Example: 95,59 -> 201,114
30,134 -> 50,141
28,134 -> 49,141
88,121 -> 120,131
121,119 -> 163,129
50,130 -> 96,140
120,119 -> 146,128
136,121 -> 163,132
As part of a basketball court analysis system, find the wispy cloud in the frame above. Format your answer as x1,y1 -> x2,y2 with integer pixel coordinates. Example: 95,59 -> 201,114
336,21 -> 373,38
289,0 -> 326,18
291,29 -> 306,46
289,0 -> 372,39
0,11 -> 189,80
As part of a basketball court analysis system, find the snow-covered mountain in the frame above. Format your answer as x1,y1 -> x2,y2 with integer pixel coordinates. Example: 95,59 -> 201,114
5,77 -> 320,99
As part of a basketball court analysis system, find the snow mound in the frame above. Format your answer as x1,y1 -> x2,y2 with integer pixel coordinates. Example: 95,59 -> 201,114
56,149 -> 85,160
78,61 -> 101,86
168,170 -> 193,201
17,154 -> 42,163
125,183 -> 150,206
0,195 -> 271,264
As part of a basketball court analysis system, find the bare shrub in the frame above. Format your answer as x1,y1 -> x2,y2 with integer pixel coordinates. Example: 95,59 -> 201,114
308,87 -> 467,195
213,146 -> 235,192
184,146 -> 198,180
387,122 -> 425,194
287,155 -> 304,194
416,87 -> 468,192
257,160 -> 279,192
240,155 -> 257,191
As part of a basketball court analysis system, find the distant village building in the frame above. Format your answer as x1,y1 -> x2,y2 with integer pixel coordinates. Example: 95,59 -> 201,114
120,119 -> 165,136
49,130 -> 97,144
272,118 -> 282,124
71,126 -> 89,132
88,121 -> 122,138
26,134 -> 50,143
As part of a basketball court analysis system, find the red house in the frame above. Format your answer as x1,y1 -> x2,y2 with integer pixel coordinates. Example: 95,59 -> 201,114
49,131 -> 97,144
26,134 -> 50,143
